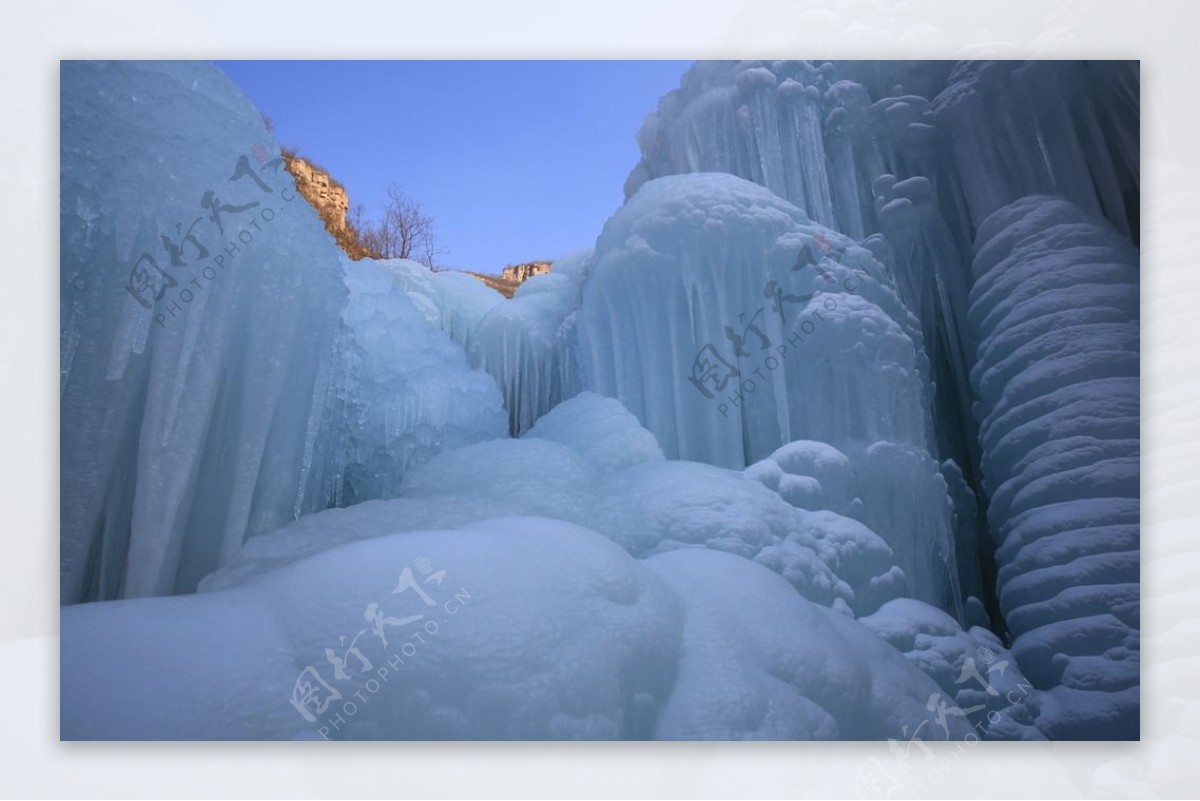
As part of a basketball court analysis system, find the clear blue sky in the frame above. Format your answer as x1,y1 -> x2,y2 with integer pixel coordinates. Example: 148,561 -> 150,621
215,61 -> 692,274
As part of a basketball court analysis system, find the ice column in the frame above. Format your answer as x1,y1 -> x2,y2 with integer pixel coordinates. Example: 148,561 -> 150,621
968,196 -> 1139,738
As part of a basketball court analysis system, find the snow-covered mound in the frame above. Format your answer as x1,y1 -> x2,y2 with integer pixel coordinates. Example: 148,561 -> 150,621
860,598 -> 1042,740
745,439 -> 863,519
60,62 -> 505,601
967,195 -> 1140,739
647,549 -> 970,740
63,518 -> 681,740
201,393 -> 906,618
63,517 -> 966,741
524,390 -> 665,472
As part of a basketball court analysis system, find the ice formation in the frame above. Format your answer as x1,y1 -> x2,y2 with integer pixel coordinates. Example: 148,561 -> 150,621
60,61 -> 349,601
469,251 -> 591,434
619,61 -> 1140,727
859,598 -> 1042,740
574,173 -> 961,611
374,257 -> 506,352
60,62 -> 504,601
967,196 -> 1140,739
315,258 -> 507,508
66,392 -> 959,741
200,392 -> 904,621
60,59 -> 1140,741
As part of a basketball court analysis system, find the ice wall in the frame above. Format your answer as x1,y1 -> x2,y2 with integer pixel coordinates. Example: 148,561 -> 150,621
470,251 -> 591,434
968,196 -> 1139,739
931,61 -> 1139,242
574,173 -> 961,612
60,63 -> 505,602
374,258 -> 506,352
60,61 -> 351,602
627,60 -> 1138,243
309,259 -> 508,508
625,58 -> 1140,629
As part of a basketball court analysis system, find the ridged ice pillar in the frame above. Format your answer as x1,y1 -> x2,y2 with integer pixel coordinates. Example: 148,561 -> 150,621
968,195 -> 1140,739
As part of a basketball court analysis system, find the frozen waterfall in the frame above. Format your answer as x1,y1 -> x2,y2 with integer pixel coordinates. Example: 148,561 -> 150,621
59,59 -> 1140,742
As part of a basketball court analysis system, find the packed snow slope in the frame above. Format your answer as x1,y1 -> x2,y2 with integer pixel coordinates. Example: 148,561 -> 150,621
63,520 -> 973,741
65,392 -> 987,741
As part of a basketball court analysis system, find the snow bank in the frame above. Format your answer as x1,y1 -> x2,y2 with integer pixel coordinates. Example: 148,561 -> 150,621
524,390 -> 665,472
64,516 -> 965,741
648,549 -> 970,740
63,518 -> 684,740
203,394 -> 905,619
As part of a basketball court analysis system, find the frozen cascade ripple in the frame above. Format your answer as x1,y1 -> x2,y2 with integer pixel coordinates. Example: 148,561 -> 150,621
967,195 -> 1140,739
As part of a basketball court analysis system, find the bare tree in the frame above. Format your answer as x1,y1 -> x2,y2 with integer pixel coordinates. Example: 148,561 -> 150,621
360,184 -> 444,268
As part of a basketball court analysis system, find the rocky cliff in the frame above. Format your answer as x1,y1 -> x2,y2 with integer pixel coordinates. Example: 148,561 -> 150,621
284,152 -> 548,294
283,152 -> 375,259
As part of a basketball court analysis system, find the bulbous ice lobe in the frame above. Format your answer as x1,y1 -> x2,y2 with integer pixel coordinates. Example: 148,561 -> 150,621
575,173 -> 961,612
